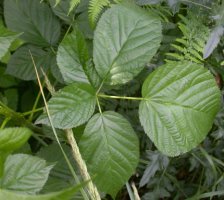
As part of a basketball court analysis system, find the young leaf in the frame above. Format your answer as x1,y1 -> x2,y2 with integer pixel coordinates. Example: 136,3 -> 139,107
139,61 -> 221,156
0,183 -> 86,200
4,0 -> 61,47
79,111 -> 139,198
0,127 -> 32,152
36,83 -> 96,129
57,30 -> 89,84
0,20 -> 21,60
0,154 -> 54,194
93,3 -> 162,85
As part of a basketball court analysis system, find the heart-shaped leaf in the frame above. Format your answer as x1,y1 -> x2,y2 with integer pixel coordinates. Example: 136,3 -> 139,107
139,61 -> 221,156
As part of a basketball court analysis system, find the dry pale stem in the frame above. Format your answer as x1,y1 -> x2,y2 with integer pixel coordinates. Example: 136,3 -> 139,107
66,129 -> 101,200
131,182 -> 141,200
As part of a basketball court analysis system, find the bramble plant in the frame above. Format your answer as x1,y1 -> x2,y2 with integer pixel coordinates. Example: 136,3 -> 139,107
0,0 -> 224,199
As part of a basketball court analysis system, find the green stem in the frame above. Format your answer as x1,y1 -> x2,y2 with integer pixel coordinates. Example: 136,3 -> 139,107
23,107 -> 43,116
96,97 -> 102,114
0,117 -> 10,129
97,94 -> 145,101
0,101 -> 42,134
29,90 -> 42,122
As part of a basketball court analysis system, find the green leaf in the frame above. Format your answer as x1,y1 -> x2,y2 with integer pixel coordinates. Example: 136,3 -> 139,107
93,3 -> 162,85
6,45 -> 54,80
57,30 -> 89,84
49,0 -> 75,24
139,61 -> 221,157
0,20 -> 21,60
0,128 -> 32,152
4,0 -> 61,47
0,154 -> 54,194
36,83 -> 96,129
0,183 -> 86,200
79,111 -> 139,197
37,143 -> 78,193
83,60 -> 102,89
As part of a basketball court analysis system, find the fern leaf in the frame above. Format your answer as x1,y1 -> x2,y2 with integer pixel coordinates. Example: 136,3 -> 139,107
68,0 -> 80,14
88,0 -> 110,28
166,12 -> 209,64
166,53 -> 184,60
175,38 -> 188,46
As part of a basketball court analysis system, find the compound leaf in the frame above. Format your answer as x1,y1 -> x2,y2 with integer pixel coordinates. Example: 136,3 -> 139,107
139,61 -> 220,156
79,111 -> 139,197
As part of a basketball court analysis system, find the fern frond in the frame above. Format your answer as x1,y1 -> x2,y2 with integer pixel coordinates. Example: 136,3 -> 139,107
166,12 -> 210,63
88,0 -> 111,28
68,0 -> 80,14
